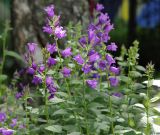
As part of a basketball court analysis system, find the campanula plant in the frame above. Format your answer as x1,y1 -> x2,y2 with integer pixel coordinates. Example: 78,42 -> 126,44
0,3 -> 160,135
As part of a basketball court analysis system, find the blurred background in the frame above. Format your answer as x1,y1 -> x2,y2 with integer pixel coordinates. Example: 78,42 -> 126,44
0,0 -> 160,77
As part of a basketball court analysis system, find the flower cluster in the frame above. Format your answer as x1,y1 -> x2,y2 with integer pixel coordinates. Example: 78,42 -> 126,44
25,5 -> 69,99
43,5 -> 66,39
0,112 -> 25,135
75,3 -> 120,89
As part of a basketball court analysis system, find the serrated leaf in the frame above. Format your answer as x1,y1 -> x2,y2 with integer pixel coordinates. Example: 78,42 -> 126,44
45,125 -> 62,133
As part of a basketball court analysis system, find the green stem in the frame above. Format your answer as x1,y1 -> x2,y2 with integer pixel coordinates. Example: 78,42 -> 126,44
45,87 -> 49,123
146,78 -> 151,135
106,74 -> 115,135
109,94 -> 114,135
0,27 -> 7,74
82,74 -> 90,135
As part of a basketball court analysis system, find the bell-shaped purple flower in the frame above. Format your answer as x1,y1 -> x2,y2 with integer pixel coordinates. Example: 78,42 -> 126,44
46,43 -> 57,54
107,42 -> 118,51
98,60 -> 107,70
89,52 -> 100,63
79,37 -> 87,48
99,13 -> 109,24
106,54 -> 115,65
109,77 -> 119,87
54,26 -> 66,39
43,25 -> 53,34
2,129 -> 14,135
61,47 -> 72,58
27,67 -> 35,75
32,76 -> 42,85
86,79 -> 98,89
38,64 -> 45,73
96,3 -> 104,12
82,64 -> 91,74
44,5 -> 54,17
109,66 -> 120,75
10,118 -> 17,128
73,54 -> 84,65
47,57 -> 57,67
46,76 -> 54,87
0,112 -> 6,122
61,67 -> 71,77
27,43 -> 37,54
15,92 -> 23,99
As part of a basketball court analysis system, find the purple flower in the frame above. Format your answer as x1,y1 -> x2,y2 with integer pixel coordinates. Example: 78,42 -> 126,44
61,47 -> 72,58
88,29 -> 95,44
88,50 -> 96,56
19,124 -> 26,129
10,118 -> 17,128
109,77 -> 119,87
27,43 -> 37,54
106,54 -> 115,65
54,26 -> 66,39
38,64 -> 45,73
47,57 -> 57,67
46,76 -> 54,87
73,54 -> 84,65
32,62 -> 37,70
86,79 -> 98,89
107,42 -> 118,51
79,37 -> 87,48
102,33 -> 110,43
61,67 -> 71,77
43,25 -> 53,34
48,93 -> 55,100
27,67 -> 35,75
82,64 -> 91,74
112,92 -> 123,98
15,92 -> 23,99
99,13 -> 109,24
92,73 -> 100,79
32,76 -> 42,85
104,23 -> 114,33
44,5 -> 54,17
0,113 -> 6,122
1,129 -> 14,135
98,60 -> 107,70
89,52 -> 100,63
96,3 -> 104,12
109,66 -> 120,75
0,128 -> 5,133
46,43 -> 57,54
48,85 -> 57,99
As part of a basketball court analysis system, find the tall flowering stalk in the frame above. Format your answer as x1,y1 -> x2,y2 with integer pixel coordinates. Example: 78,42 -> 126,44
145,63 -> 154,135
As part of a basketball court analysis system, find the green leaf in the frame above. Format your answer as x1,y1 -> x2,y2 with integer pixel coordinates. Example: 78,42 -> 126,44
5,50 -> 23,61
53,109 -> 68,116
49,96 -> 65,104
130,71 -> 142,78
136,65 -> 146,72
0,74 -> 8,82
67,132 -> 81,135
154,117 -> 160,125
45,125 -> 62,133
150,96 -> 160,103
